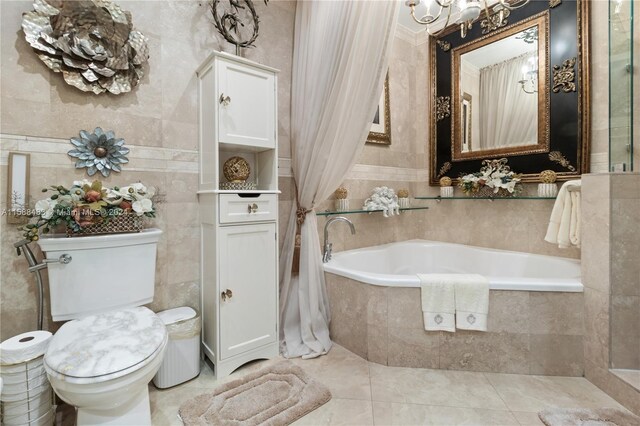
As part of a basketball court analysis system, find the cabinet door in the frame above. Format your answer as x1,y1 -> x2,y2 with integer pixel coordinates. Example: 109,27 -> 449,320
219,223 -> 277,359
217,59 -> 275,149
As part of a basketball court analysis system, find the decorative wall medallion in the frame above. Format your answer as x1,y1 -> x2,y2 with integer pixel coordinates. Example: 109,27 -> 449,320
68,128 -> 129,177
22,0 -> 150,95
210,0 -> 269,52
436,162 -> 452,179
549,0 -> 562,8
436,40 -> 451,52
436,96 -> 451,121
552,57 -> 577,93
480,9 -> 510,34
549,151 -> 576,172
515,27 -> 539,44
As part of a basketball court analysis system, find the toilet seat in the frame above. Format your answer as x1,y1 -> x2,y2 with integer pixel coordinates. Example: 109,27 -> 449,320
44,307 -> 167,384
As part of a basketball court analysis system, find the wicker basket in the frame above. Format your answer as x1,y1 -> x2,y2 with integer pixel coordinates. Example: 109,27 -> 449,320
467,186 -> 517,198
66,212 -> 144,237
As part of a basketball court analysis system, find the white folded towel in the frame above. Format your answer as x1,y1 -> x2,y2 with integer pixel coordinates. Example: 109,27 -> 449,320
419,274 -> 456,332
545,180 -> 581,248
454,274 -> 490,331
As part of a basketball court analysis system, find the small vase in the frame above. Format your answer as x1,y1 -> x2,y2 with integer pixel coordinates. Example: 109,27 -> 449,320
538,183 -> 558,197
440,186 -> 454,198
335,199 -> 349,212
398,197 -> 410,208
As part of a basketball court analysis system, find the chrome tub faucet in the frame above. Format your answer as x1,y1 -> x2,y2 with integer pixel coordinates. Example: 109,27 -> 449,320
322,216 -> 356,263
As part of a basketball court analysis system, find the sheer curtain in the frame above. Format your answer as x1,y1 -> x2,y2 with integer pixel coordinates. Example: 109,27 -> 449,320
279,0 -> 398,359
479,53 -> 538,149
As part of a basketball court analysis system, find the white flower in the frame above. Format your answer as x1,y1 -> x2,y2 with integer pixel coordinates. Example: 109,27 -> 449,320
116,185 -> 134,200
56,194 -> 74,207
505,179 -> 518,193
132,198 -> 153,216
103,188 -> 124,205
35,198 -> 56,220
72,179 -> 92,187
118,182 -> 155,200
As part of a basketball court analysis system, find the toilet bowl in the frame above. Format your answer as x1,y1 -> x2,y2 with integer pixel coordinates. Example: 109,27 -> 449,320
44,307 -> 168,425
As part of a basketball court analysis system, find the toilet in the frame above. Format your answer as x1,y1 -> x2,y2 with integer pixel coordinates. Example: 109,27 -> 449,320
37,229 -> 167,425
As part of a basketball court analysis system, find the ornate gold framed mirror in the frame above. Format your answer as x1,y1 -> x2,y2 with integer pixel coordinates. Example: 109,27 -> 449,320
429,0 -> 590,184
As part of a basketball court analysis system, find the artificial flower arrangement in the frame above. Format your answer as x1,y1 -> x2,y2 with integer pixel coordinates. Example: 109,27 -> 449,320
458,158 -> 523,197
21,180 -> 156,241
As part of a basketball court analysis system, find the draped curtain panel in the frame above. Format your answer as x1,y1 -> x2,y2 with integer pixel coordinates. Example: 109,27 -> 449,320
279,0 -> 398,359
478,53 -> 538,149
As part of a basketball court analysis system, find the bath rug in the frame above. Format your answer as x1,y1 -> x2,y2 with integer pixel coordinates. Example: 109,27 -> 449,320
538,408 -> 640,426
178,360 -> 331,425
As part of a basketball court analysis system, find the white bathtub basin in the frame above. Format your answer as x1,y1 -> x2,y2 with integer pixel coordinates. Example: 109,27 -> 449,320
323,240 -> 582,292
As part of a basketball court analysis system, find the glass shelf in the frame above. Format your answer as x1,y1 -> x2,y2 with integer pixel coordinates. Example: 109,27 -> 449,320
415,196 -> 556,201
317,206 -> 429,216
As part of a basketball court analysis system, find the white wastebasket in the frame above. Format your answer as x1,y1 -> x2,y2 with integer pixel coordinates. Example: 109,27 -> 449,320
153,307 -> 201,389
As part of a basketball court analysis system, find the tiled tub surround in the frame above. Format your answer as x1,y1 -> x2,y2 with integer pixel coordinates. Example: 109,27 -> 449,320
325,273 -> 585,376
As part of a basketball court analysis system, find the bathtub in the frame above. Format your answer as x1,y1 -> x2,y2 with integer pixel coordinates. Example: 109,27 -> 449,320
323,239 -> 582,292
323,240 -> 585,376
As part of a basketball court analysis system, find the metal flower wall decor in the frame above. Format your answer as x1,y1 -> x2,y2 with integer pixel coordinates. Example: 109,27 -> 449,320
21,0 -> 150,95
68,128 -> 129,177
210,0 -> 269,53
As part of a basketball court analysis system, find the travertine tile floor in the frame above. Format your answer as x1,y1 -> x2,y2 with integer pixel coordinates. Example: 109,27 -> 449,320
149,344 -> 629,426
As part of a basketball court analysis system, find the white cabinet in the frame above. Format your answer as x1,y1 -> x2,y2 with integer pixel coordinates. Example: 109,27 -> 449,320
196,52 -> 279,379
218,223 -> 277,359
217,59 -> 276,149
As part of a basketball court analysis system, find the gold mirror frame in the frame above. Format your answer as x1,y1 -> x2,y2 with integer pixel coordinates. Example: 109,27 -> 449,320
367,73 -> 392,145
428,0 -> 591,185
451,12 -> 549,161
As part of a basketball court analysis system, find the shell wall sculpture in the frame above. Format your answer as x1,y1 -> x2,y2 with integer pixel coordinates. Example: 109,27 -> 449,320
22,0 -> 150,95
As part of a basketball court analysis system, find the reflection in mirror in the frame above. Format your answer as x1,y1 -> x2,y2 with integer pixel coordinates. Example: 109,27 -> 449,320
452,14 -> 548,162
460,27 -> 538,151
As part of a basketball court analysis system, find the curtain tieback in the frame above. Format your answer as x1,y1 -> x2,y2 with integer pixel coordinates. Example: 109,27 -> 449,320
296,206 -> 312,225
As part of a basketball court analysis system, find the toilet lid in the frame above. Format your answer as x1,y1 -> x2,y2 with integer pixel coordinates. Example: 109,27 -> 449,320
44,307 -> 167,379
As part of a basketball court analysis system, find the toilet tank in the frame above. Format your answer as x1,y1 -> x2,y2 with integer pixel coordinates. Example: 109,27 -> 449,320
37,229 -> 162,321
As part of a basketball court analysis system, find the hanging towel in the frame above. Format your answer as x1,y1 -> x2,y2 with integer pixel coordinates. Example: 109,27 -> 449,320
454,274 -> 490,331
419,274 -> 456,332
545,180 -> 582,248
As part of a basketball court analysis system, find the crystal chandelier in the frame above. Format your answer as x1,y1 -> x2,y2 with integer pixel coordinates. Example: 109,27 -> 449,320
404,0 -> 530,38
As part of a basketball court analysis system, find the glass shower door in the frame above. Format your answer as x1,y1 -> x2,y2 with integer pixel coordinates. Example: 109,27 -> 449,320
609,0 -> 634,171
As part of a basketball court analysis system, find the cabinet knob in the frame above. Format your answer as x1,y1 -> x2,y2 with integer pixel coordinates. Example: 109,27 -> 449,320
221,289 -> 233,301
248,203 -> 258,213
219,93 -> 231,106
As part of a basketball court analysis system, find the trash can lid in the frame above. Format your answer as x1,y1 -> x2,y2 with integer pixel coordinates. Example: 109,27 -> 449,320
156,307 -> 197,325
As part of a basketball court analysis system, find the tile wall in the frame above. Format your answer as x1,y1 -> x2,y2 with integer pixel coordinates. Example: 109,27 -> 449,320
0,0 -> 296,339
582,173 -> 640,415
